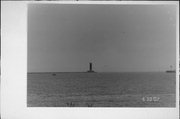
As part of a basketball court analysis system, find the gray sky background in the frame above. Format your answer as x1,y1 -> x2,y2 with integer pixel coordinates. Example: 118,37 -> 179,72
28,4 -> 176,72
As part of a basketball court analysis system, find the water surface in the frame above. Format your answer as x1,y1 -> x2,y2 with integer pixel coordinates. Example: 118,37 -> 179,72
27,72 -> 176,107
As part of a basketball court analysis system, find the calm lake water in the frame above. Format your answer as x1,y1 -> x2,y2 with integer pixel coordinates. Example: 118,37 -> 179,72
27,72 -> 176,107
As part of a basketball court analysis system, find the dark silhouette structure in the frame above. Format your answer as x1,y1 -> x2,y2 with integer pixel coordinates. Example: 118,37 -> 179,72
166,65 -> 175,73
87,62 -> 95,73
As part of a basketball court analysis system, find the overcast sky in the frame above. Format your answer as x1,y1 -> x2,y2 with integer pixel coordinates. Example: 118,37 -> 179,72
28,4 -> 176,72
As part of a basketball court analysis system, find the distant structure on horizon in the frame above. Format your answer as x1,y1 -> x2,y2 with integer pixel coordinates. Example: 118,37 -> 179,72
166,65 -> 176,73
87,62 -> 95,73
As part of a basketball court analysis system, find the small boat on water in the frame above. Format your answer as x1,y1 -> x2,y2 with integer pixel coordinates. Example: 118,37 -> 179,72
166,65 -> 176,73
166,70 -> 176,73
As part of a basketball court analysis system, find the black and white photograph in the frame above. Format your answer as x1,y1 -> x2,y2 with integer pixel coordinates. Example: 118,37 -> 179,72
27,4 -> 177,107
1,1 -> 179,119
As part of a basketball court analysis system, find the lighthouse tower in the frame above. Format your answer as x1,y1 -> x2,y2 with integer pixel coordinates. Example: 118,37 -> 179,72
87,62 -> 95,73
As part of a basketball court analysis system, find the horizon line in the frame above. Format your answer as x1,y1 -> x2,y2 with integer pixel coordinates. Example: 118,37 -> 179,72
27,71 -> 168,73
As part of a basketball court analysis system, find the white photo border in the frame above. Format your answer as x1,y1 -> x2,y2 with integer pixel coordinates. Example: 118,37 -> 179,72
1,1 -> 179,119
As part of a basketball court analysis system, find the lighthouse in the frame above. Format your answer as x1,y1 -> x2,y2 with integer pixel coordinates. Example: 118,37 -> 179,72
87,62 -> 95,73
